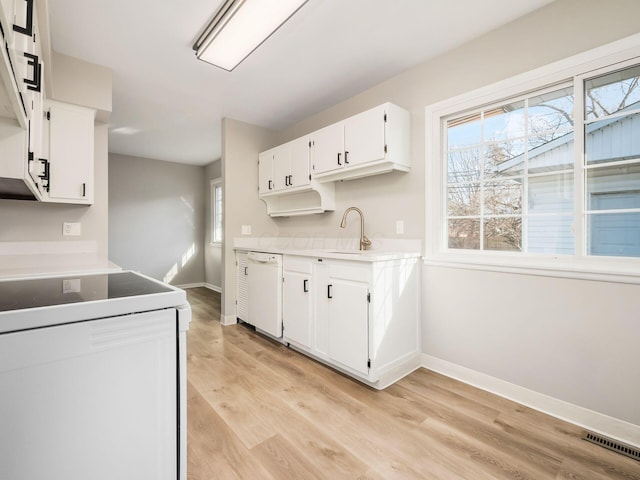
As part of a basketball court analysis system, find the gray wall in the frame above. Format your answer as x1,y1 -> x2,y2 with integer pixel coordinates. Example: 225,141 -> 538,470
223,0 -> 640,427
204,160 -> 222,290
221,118 -> 277,322
109,153 -> 205,286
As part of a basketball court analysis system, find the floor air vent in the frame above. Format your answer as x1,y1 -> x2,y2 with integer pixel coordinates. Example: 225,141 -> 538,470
583,432 -> 640,462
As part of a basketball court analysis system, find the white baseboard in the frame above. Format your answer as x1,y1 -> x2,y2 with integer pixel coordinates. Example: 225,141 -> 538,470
220,314 -> 237,326
421,354 -> 640,448
203,283 -> 222,293
374,353 -> 422,390
176,282 -> 204,289
176,282 -> 221,293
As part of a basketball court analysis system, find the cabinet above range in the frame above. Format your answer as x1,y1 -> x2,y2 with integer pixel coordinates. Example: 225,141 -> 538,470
0,98 -> 95,204
0,0 -> 96,205
257,102 -> 410,217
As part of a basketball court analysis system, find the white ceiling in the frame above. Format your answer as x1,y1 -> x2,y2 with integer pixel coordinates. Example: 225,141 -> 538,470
49,0 -> 554,166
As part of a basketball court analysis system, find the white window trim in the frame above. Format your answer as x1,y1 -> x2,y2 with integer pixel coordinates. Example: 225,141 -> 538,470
425,33 -> 640,285
210,178 -> 222,247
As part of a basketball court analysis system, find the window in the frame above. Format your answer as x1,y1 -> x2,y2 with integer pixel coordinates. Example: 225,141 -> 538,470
446,85 -> 575,254
584,65 -> 640,257
211,178 -> 222,244
426,37 -> 640,280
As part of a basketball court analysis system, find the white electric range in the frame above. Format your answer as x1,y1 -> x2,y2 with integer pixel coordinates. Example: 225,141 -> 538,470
0,270 -> 190,480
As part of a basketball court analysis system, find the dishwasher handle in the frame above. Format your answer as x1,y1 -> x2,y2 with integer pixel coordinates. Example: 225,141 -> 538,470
247,251 -> 280,264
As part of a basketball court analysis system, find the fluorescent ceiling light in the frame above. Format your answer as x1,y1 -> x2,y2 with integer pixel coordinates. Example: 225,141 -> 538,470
194,0 -> 308,71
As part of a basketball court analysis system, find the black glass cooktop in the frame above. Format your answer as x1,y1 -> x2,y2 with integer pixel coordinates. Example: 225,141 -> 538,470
0,271 -> 173,312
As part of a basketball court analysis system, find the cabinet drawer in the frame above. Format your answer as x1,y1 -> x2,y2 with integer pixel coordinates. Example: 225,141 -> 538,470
327,261 -> 370,283
283,255 -> 313,274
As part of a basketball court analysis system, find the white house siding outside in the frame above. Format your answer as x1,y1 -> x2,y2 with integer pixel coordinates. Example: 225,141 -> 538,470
521,107 -> 640,256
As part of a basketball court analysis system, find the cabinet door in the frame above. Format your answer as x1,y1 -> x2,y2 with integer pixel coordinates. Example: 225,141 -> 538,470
236,252 -> 249,322
325,263 -> 370,376
327,276 -> 369,375
272,143 -> 290,192
288,136 -> 310,189
9,0 -> 36,122
258,150 -> 274,195
0,0 -> 16,47
283,268 -> 312,349
311,121 -> 344,175
45,100 -> 94,203
344,105 -> 386,167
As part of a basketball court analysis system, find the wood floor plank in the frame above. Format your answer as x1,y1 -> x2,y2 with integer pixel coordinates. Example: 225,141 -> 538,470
186,381 -> 274,480
250,434 -> 328,480
184,288 -> 640,480
200,381 -> 286,449
273,381 -> 476,479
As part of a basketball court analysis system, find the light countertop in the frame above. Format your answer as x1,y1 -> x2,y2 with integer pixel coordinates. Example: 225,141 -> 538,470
234,246 -> 420,262
233,237 -> 422,262
0,241 -> 121,280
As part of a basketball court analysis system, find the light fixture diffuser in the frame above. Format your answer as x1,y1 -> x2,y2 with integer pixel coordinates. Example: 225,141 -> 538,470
194,0 -> 308,71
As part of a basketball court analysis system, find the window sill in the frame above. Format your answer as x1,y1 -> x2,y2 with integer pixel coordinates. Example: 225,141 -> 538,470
209,242 -> 222,248
422,252 -> 640,285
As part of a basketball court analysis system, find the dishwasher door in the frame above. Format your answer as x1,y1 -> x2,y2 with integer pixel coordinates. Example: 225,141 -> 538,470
247,252 -> 283,338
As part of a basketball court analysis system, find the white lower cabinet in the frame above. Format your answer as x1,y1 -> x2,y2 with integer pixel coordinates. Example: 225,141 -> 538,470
323,261 -> 370,376
282,255 -> 420,388
282,256 -> 313,349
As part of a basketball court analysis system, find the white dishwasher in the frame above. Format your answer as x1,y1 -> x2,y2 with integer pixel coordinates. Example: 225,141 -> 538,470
247,251 -> 283,338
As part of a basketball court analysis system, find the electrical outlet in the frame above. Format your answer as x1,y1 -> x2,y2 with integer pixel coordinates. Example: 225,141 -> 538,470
241,225 -> 252,235
396,220 -> 404,235
63,222 -> 81,236
62,279 -> 82,294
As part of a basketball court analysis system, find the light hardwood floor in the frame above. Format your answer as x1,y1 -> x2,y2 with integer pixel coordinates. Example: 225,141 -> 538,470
185,287 -> 640,480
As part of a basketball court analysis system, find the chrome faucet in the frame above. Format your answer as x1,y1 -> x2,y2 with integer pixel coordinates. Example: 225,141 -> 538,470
339,207 -> 371,251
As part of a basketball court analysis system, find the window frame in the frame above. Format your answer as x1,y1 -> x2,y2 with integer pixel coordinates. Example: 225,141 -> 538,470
210,178 -> 222,246
425,34 -> 640,284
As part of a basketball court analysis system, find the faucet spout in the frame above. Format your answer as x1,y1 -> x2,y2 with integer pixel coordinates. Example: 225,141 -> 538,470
339,207 -> 371,251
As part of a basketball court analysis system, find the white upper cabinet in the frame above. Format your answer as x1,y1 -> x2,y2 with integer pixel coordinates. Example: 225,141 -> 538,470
0,0 -> 40,127
260,136 -> 311,194
286,136 -> 311,190
1,1 -> 97,205
271,143 -> 290,191
311,102 -> 410,182
344,105 -> 387,167
258,148 -> 275,195
310,121 -> 344,175
257,102 -> 409,216
12,0 -> 40,114
258,135 -> 334,217
41,100 -> 95,204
